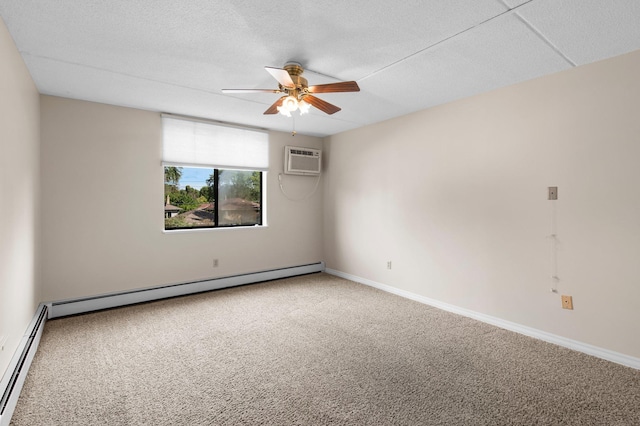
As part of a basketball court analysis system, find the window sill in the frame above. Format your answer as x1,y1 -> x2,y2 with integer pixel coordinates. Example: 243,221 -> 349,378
163,225 -> 268,234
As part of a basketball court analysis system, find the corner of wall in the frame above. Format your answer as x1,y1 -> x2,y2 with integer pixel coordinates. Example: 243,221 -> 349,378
0,15 -> 41,379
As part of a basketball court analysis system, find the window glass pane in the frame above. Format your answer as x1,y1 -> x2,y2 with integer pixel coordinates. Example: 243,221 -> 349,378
164,166 -> 262,230
164,166 -> 216,230
218,169 -> 262,227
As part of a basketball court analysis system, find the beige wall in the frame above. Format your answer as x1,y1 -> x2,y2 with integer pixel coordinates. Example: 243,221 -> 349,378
0,18 -> 40,376
40,96 -> 324,301
324,49 -> 640,359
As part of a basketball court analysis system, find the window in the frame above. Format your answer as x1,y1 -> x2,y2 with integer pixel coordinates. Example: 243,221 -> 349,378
162,116 -> 268,231
164,167 -> 262,230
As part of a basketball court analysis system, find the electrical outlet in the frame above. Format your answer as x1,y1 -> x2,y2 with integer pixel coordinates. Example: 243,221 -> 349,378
213,259 -> 219,268
387,261 -> 392,270
548,186 -> 558,200
561,295 -> 573,310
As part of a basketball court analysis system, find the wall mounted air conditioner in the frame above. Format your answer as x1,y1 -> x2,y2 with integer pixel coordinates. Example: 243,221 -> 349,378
284,146 -> 322,176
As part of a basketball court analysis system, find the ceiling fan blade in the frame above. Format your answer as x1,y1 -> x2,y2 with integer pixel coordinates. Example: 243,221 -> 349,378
303,95 -> 341,115
264,96 -> 287,115
308,81 -> 360,93
222,89 -> 280,94
265,66 -> 295,88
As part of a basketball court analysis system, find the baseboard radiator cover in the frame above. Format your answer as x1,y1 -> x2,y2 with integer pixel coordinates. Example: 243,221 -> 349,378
325,268 -> 640,371
49,262 -> 325,319
0,304 -> 48,426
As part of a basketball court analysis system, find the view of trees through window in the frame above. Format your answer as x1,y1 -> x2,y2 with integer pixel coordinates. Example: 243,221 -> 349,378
164,166 -> 262,230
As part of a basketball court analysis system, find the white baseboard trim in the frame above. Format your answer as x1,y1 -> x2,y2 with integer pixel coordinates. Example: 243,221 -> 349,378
326,268 -> 640,370
0,304 -> 48,426
49,262 -> 325,319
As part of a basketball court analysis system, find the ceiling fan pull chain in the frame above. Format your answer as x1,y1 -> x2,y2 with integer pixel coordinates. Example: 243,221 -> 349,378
291,114 -> 296,136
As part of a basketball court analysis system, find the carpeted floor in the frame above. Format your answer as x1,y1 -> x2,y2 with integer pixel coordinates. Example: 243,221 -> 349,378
10,273 -> 640,425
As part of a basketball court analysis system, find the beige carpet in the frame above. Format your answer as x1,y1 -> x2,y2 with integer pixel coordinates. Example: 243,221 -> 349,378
10,273 -> 640,425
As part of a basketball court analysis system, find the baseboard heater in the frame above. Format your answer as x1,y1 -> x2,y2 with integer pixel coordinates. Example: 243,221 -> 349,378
48,262 -> 325,319
0,304 -> 48,426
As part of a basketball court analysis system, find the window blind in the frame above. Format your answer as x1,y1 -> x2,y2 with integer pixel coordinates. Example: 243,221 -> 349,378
162,116 -> 269,171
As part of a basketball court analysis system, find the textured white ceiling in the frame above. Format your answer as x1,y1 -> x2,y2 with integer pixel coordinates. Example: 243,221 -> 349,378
1,0 -> 639,137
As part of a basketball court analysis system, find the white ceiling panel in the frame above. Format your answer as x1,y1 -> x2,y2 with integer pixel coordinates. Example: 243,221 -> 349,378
510,0 -> 640,65
361,13 -> 572,116
1,0 -> 639,136
501,0 -> 530,6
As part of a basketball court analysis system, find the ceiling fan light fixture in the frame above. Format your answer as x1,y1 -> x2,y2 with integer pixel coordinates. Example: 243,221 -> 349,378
298,99 -> 310,115
277,95 -> 309,117
276,105 -> 292,117
283,95 -> 298,111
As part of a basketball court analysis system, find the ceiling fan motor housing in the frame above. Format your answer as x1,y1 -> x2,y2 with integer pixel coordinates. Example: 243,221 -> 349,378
283,63 -> 308,98
283,62 -> 304,76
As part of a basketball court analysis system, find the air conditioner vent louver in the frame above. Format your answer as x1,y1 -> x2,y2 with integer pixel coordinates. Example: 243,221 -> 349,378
284,146 -> 321,176
291,149 -> 313,156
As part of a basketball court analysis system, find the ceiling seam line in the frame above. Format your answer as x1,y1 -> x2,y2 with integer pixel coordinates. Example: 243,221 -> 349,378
304,68 -> 342,81
357,0 -> 536,82
512,13 -> 577,67
20,52 -> 232,97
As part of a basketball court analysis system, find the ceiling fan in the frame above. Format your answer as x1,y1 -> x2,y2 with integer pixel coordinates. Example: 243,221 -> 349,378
222,62 -> 360,116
